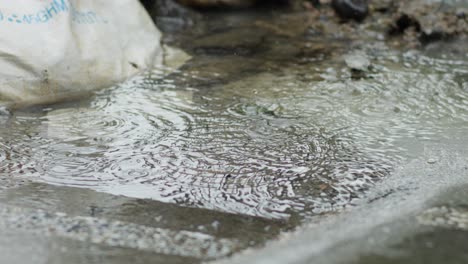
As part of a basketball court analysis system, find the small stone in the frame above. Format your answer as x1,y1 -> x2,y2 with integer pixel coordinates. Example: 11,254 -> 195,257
332,0 -> 369,22
211,220 -> 220,231
344,51 -> 371,72
0,106 -> 10,116
0,107 -> 10,124
427,158 -> 437,164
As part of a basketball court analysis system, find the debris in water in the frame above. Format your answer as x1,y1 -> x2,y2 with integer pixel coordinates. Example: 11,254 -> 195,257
344,50 -> 371,78
0,106 -> 10,124
0,106 -> 9,116
344,51 -> 370,71
331,0 -> 369,22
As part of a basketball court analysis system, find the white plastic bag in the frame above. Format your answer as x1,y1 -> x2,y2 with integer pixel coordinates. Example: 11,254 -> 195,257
0,0 -> 163,107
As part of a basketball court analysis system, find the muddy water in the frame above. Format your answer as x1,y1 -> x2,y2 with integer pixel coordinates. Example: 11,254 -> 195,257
0,8 -> 467,262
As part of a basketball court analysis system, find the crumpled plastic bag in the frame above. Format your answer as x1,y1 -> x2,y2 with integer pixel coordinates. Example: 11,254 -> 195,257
0,0 -> 165,107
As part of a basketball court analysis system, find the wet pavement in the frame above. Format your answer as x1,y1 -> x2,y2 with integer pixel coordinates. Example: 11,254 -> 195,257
1,1 -> 468,263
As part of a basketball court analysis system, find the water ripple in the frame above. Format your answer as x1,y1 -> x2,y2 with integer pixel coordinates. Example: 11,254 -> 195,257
1,44 -> 467,220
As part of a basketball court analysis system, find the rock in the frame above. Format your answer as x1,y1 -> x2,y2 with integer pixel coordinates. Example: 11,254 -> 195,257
389,0 -> 468,43
142,0 -> 201,33
344,51 -> 370,72
331,0 -> 368,22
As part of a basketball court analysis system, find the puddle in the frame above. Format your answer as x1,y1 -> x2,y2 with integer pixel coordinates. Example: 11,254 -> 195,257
0,6 -> 467,262
1,11 -> 468,222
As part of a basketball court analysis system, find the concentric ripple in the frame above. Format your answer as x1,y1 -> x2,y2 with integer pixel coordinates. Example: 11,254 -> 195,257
1,41 -> 467,220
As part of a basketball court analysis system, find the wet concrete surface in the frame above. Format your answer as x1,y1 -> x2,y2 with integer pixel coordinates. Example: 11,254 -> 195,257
0,181 -> 292,263
0,228 -> 196,264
